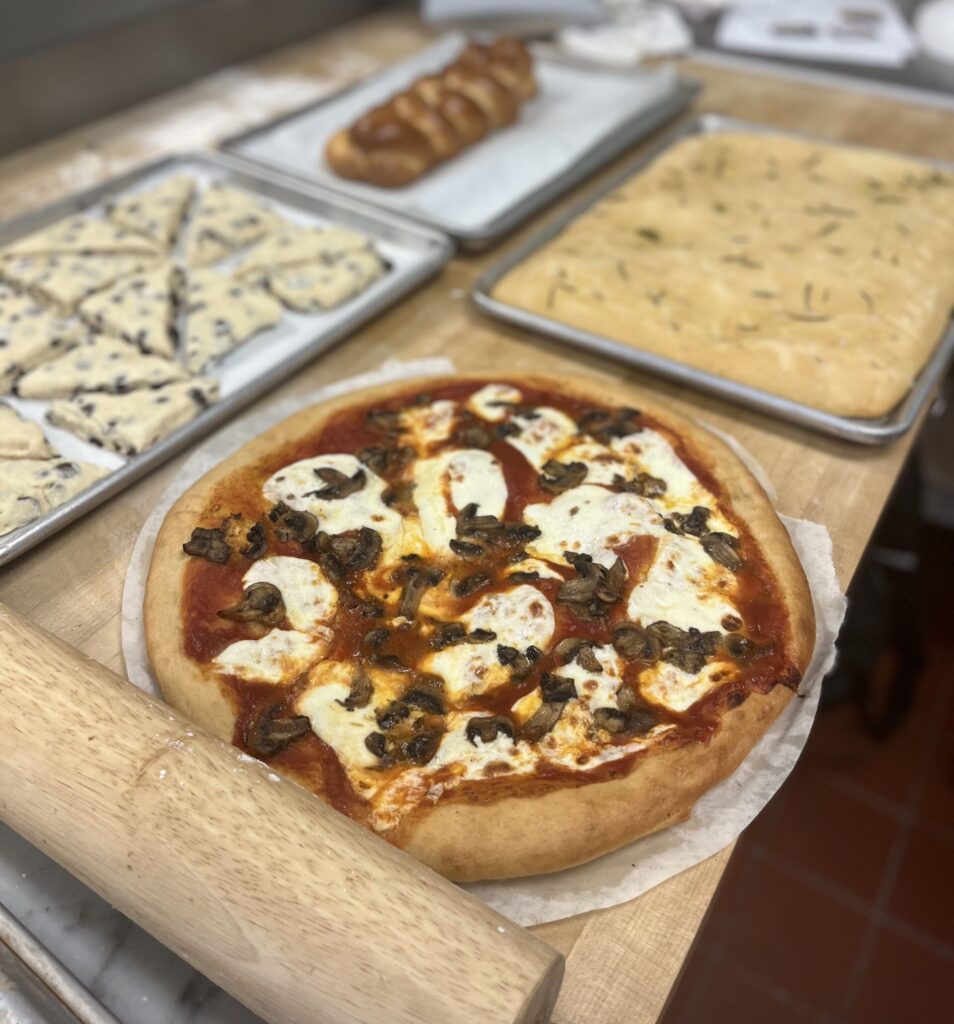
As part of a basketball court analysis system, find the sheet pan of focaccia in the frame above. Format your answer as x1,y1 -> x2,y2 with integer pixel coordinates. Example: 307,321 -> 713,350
0,150 -> 452,567
221,32 -> 699,249
474,114 -> 954,444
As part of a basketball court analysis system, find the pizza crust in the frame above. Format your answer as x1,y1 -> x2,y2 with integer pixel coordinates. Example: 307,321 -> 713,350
145,372 -> 814,880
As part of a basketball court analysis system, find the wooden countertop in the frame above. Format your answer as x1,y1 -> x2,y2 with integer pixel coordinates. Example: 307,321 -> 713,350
2,8 -> 952,1023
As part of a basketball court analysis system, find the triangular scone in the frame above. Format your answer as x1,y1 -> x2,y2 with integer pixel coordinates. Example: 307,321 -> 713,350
78,262 -> 182,357
16,335 -> 187,399
106,175 -> 195,249
0,254 -> 158,312
0,457 -> 110,537
0,215 -> 160,258
183,183 -> 280,266
0,284 -> 85,391
182,269 -> 283,373
266,249 -> 387,312
47,378 -> 218,456
0,403 -> 55,459
233,223 -> 371,281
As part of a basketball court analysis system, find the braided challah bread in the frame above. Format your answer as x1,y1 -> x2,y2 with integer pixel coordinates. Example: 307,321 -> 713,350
325,39 -> 537,188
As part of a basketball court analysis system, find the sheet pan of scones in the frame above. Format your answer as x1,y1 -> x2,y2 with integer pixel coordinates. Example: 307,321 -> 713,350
0,152 -> 450,560
478,116 -> 954,443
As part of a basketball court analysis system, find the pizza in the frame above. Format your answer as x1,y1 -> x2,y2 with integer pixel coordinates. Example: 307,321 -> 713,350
145,375 -> 814,880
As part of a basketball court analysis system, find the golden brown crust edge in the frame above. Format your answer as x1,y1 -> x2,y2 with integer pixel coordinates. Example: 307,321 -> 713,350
144,372 -> 815,880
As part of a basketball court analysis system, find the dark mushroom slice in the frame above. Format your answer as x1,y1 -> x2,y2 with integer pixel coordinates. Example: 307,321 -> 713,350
592,707 -> 629,734
455,502 -> 541,548
218,582 -> 285,626
365,731 -> 387,759
340,590 -> 384,619
392,562 -> 445,619
496,644 -> 533,679
376,700 -> 410,731
401,686 -> 445,716
701,532 -> 743,571
362,626 -> 391,652
645,621 -> 689,645
519,702 -> 565,743
612,623 -> 661,663
452,573 -> 491,598
357,444 -> 414,475
306,467 -> 367,501
554,637 -> 603,673
449,538 -> 484,558
247,707 -> 312,758
466,715 -> 514,746
366,408 -> 403,436
328,527 -> 382,572
240,522 -> 268,560
373,654 -> 411,673
646,622 -> 721,674
576,406 -> 642,443
664,506 -> 711,537
540,672 -> 577,704
721,632 -> 757,661
381,481 -> 416,514
400,727 -> 443,765
508,571 -> 540,583
539,459 -> 588,494
557,553 -> 627,622
593,694 -> 656,736
183,526 -> 230,563
452,414 -> 493,448
612,472 -> 667,498
336,668 -> 373,710
433,622 -> 496,650
268,502 -> 318,544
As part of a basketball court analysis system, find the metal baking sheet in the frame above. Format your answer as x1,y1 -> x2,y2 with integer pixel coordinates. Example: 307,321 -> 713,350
0,150 -> 452,567
220,33 -> 699,250
473,113 -> 954,444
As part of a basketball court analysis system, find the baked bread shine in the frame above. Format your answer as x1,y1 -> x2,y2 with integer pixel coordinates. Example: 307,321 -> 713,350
492,132 -> 954,418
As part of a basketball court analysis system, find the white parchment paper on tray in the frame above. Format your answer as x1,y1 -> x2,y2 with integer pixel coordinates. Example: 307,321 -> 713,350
122,360 -> 846,926
229,33 -> 682,236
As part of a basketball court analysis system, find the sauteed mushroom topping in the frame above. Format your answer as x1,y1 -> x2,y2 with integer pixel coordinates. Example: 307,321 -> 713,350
391,561 -> 445,619
701,532 -> 743,571
455,502 -> 541,548
357,444 -> 414,475
519,702 -> 564,743
267,501 -> 318,544
247,707 -> 311,758
401,685 -> 445,716
376,700 -> 410,731
431,622 -> 497,650
364,731 -> 387,758
576,406 -> 642,443
593,688 -> 657,736
557,552 -> 627,621
183,526 -> 230,563
612,472 -> 667,498
722,632 -> 757,661
554,637 -> 603,673
364,724 -> 445,767
336,667 -> 373,710
306,467 -> 366,500
313,528 -> 382,582
218,582 -> 285,626
496,644 -> 535,680
664,505 -> 711,537
508,571 -> 540,583
451,572 -> 491,598
540,672 -> 578,704
240,522 -> 267,560
366,408 -> 403,436
612,623 -> 662,663
449,538 -> 484,558
466,715 -> 514,746
452,414 -> 492,449
539,459 -> 588,494
647,621 -> 721,674
381,481 -> 416,514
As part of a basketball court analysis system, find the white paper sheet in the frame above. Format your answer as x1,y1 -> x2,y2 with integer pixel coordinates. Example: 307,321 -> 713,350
121,365 -> 845,926
231,33 -> 681,235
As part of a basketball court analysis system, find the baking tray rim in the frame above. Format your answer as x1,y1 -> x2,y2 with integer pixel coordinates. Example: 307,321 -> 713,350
218,47 -> 700,249
0,148 -> 454,566
471,112 -> 954,444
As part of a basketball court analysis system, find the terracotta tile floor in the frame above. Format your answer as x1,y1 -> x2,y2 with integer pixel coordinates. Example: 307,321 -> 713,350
659,524 -> 954,1024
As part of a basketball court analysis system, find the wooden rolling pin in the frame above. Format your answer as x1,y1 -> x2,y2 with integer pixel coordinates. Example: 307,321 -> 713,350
0,602 -> 563,1024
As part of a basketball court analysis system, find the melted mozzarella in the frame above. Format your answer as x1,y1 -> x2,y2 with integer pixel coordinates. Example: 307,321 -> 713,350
467,383 -> 522,421
557,440 -> 629,486
640,661 -> 740,713
627,533 -> 738,632
296,662 -> 382,775
402,399 -> 456,450
413,448 -> 507,552
559,644 -> 625,709
423,585 -> 555,700
506,407 -> 577,470
213,628 -> 328,684
524,484 -> 665,567
243,556 -> 337,633
262,453 -> 402,551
